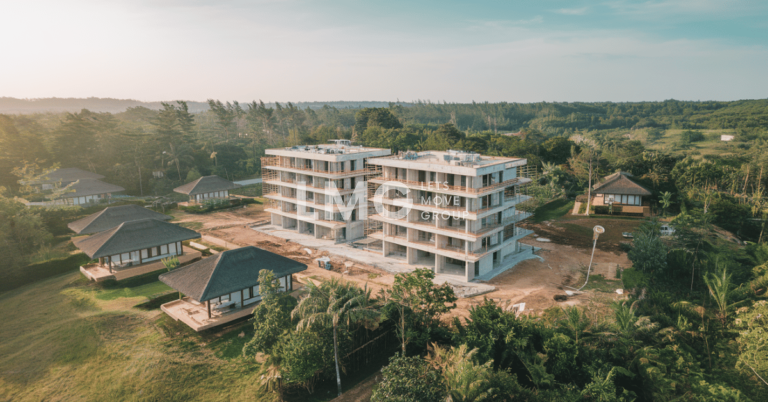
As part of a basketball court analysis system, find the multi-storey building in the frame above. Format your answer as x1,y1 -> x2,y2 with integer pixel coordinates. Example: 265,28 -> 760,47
261,140 -> 391,243
366,150 -> 534,281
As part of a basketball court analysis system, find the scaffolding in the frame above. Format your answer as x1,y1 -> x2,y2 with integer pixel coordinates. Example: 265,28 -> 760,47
518,163 -> 539,196
260,157 -> 280,197
364,163 -> 383,237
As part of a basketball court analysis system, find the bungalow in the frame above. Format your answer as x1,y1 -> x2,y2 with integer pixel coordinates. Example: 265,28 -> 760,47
20,167 -> 104,191
68,204 -> 171,235
158,246 -> 307,331
75,218 -> 202,281
173,175 -> 241,205
58,178 -> 125,206
588,172 -> 653,217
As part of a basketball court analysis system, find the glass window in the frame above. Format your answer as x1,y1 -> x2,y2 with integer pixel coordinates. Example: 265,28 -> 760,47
161,245 -> 168,254
141,249 -> 148,259
244,288 -> 251,299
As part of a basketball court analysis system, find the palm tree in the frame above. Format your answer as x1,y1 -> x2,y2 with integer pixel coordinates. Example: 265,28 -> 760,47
558,306 -> 591,345
292,278 -> 382,397
427,343 -> 495,402
660,191 -> 673,217
256,354 -> 285,401
162,143 -> 194,181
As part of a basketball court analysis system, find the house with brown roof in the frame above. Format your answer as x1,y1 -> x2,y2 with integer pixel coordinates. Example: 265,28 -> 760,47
173,175 -> 241,206
159,246 -> 307,331
75,218 -> 202,281
586,172 -> 653,216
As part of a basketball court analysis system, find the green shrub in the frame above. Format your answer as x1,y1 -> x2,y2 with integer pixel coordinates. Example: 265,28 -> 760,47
594,206 -> 610,214
2,253 -> 91,291
621,268 -> 649,291
179,198 -> 256,214
134,292 -> 179,310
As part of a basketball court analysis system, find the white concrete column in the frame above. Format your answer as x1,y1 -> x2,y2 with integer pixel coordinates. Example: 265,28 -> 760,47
465,261 -> 475,282
407,247 -> 417,264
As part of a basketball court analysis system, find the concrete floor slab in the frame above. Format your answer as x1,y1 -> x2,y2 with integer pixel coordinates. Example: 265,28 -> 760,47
253,225 -> 496,296
473,245 -> 543,282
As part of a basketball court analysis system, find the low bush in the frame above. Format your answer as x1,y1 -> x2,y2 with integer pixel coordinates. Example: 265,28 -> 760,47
134,292 -> 179,310
621,267 -> 649,291
2,253 -> 91,291
179,198 -> 257,214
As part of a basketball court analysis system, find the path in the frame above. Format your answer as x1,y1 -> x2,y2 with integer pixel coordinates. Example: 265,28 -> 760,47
233,178 -> 261,186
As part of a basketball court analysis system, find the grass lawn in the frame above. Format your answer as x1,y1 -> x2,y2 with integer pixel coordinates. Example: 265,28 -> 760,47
531,198 -> 575,223
92,280 -> 173,301
0,273 -> 263,401
582,274 -> 622,293
645,128 -> 741,159
0,273 -> 379,402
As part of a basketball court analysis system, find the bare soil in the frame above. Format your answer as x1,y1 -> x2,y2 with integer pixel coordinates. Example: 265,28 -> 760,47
520,217 -> 643,253
173,207 -> 635,401
179,207 -> 633,322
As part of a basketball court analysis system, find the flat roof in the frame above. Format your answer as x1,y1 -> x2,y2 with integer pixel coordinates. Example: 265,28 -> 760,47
267,142 -> 388,156
371,150 -> 523,168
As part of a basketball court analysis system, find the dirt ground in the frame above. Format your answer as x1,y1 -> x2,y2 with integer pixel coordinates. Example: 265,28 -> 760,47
179,206 -> 633,321
175,206 -> 634,401
520,217 -> 643,254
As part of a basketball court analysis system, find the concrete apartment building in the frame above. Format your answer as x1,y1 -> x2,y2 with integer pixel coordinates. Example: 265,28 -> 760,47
366,150 -> 534,281
261,140 -> 391,243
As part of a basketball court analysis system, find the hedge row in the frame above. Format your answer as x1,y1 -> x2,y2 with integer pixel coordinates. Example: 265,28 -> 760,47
2,253 -> 91,292
179,198 -> 259,214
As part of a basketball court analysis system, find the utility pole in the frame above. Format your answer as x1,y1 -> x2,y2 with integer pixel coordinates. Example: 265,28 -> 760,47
585,155 -> 593,215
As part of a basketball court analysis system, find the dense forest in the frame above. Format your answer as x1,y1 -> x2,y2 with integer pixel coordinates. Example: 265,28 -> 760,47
2,98 -> 768,401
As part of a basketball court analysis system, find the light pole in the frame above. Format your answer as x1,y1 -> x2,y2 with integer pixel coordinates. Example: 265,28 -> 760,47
576,225 -> 605,291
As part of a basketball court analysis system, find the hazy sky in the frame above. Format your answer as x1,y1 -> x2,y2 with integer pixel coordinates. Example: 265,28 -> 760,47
2,0 -> 767,103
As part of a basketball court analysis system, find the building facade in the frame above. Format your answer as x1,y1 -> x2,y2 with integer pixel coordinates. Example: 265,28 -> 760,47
366,150 -> 534,281
261,140 -> 390,243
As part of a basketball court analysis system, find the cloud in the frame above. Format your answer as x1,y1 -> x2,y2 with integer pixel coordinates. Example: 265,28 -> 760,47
554,7 -> 588,15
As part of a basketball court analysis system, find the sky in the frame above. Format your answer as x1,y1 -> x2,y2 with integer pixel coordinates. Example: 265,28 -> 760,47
1,0 -> 767,103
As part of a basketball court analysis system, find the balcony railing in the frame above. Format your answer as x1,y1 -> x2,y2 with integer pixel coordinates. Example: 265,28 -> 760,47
370,176 -> 529,194
262,158 -> 369,176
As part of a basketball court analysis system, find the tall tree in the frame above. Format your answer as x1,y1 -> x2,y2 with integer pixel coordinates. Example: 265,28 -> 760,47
175,101 -> 196,138
292,279 -> 382,397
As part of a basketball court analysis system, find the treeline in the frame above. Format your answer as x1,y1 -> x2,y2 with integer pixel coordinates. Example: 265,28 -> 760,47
394,99 -> 768,135
244,234 -> 768,401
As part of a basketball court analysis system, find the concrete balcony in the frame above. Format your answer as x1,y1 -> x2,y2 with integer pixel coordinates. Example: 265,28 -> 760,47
369,214 -> 478,241
263,164 -> 369,179
266,208 -> 348,229
263,193 -> 343,213
263,179 -> 355,195
369,176 -> 532,198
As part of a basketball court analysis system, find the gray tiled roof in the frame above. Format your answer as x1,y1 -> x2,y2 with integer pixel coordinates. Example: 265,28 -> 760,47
593,172 -> 652,196
26,168 -> 104,185
68,204 -> 171,234
73,218 -> 201,259
59,179 -> 125,198
173,175 -> 241,196
159,246 -> 307,301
